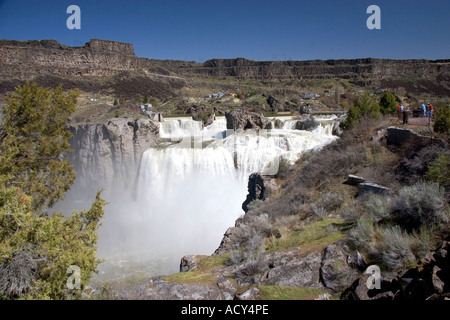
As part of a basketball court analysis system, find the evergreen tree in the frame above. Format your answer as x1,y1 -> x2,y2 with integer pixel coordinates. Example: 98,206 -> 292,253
0,82 -> 105,299
0,82 -> 77,210
379,91 -> 398,114
340,93 -> 381,130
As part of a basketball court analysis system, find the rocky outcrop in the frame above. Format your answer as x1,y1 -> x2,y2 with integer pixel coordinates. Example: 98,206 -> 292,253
127,239 -> 361,300
67,117 -> 159,200
225,109 -> 270,130
258,241 -> 359,293
293,118 -> 320,131
0,39 -> 140,79
242,173 -> 266,212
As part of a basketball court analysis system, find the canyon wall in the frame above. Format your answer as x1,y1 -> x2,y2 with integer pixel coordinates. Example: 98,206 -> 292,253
67,117 -> 159,200
1,39 -> 449,96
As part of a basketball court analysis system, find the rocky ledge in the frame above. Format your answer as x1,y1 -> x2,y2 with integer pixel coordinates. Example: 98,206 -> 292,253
113,240 -> 362,300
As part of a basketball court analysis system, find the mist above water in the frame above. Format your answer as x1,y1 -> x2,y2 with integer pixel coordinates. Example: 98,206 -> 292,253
91,116 -> 338,281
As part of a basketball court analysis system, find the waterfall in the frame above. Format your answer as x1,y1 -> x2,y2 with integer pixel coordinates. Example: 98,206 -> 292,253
94,116 -> 339,279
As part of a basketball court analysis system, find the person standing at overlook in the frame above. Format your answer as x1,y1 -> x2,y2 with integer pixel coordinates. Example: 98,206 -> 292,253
421,103 -> 426,117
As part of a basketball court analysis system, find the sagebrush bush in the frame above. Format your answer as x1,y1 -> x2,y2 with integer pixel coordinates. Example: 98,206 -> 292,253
247,197 -> 305,221
350,219 -> 435,270
392,182 -> 447,231
377,225 -> 416,270
285,142 -> 366,193
349,218 -> 377,255
226,233 -> 265,266
349,181 -> 447,270
363,194 -> 392,222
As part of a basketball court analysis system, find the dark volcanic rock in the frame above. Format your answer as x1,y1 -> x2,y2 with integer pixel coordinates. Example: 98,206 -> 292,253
294,118 -> 320,131
341,241 -> 450,300
242,173 -> 266,212
225,109 -> 270,131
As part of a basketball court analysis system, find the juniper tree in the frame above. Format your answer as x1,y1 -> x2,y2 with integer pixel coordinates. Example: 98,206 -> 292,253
0,82 -> 77,210
0,82 -> 105,299
379,91 -> 398,114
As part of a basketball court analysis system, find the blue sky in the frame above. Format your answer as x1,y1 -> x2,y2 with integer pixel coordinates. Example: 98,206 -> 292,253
0,0 -> 449,62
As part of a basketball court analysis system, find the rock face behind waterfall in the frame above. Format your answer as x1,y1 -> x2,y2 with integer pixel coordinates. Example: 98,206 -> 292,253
68,117 -> 159,199
225,109 -> 270,130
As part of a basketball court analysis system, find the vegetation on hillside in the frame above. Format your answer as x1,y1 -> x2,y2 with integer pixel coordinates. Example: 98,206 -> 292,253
220,114 -> 449,296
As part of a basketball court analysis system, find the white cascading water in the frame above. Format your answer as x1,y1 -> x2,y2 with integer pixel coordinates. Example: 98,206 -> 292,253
94,116 -> 338,281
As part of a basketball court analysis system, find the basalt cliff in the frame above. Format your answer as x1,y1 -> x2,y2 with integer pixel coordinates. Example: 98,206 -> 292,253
1,39 -> 449,97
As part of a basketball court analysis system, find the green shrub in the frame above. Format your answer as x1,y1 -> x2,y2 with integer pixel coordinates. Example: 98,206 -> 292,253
425,153 -> 450,190
340,93 -> 381,130
433,106 -> 450,133
379,91 -> 398,114
0,82 -> 77,210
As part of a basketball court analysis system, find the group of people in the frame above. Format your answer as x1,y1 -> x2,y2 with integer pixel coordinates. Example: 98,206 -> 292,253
420,102 -> 434,117
397,102 -> 434,117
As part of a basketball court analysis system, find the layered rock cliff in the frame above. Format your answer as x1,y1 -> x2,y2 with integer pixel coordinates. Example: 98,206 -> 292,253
1,39 -> 449,97
0,39 -> 188,99
67,117 -> 159,200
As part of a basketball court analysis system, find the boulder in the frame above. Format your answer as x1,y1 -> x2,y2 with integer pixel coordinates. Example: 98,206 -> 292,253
266,95 -> 282,113
236,287 -> 260,300
294,118 -> 320,131
262,248 -> 324,288
225,109 -> 270,130
214,227 -> 240,255
320,243 -> 360,293
180,255 -> 201,272
347,250 -> 367,271
216,278 -> 237,300
343,174 -> 390,196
